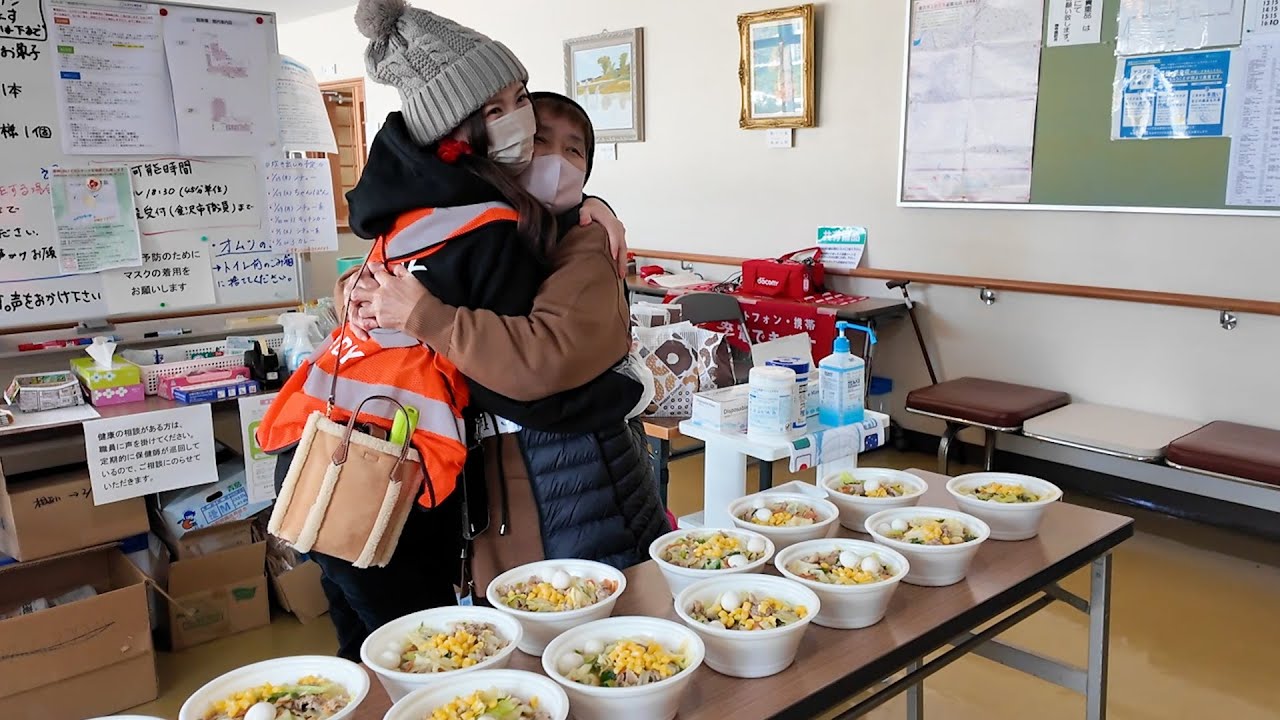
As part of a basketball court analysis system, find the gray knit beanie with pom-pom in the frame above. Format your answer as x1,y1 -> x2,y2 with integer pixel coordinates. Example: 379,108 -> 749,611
355,0 -> 528,146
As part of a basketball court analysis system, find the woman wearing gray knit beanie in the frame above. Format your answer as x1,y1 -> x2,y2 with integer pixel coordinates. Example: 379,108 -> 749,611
263,0 -> 645,662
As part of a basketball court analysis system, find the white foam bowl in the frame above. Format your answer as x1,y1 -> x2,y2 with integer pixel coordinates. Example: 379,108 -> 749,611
820,468 -> 928,532
541,616 -> 705,720
728,491 -> 840,551
774,538 -> 909,629
865,507 -> 990,587
383,669 -> 569,720
946,472 -> 1063,541
674,574 -> 819,678
178,655 -> 369,720
359,606 -> 523,703
649,527 -> 776,599
486,559 -> 626,656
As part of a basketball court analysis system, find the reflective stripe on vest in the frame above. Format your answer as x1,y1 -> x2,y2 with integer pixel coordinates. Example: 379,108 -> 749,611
300,365 -> 463,446
382,202 -> 518,263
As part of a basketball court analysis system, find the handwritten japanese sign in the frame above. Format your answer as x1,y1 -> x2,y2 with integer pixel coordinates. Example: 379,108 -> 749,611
126,157 -> 261,234
265,158 -> 337,252
209,229 -> 299,305
84,404 -> 217,505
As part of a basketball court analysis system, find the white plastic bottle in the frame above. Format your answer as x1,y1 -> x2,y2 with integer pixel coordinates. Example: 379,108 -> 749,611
747,366 -> 797,440
818,321 -> 876,427
278,312 -> 321,373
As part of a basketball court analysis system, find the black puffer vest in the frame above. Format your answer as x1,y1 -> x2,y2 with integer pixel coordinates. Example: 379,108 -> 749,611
515,420 -> 668,569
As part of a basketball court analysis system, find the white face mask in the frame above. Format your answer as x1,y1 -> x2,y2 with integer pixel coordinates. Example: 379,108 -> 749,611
486,104 -> 536,172
518,154 -> 587,214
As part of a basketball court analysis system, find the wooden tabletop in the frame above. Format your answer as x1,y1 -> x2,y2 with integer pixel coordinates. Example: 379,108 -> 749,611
353,470 -> 1133,720
641,416 -> 685,442
626,277 -> 909,323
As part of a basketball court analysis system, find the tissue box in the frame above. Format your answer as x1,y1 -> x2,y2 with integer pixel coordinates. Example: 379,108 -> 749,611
159,367 -> 250,400
691,384 -> 750,434
86,383 -> 146,407
69,357 -> 142,391
4,372 -> 84,412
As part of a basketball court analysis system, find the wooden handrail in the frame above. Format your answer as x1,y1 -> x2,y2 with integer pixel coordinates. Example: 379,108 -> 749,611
632,248 -> 1280,317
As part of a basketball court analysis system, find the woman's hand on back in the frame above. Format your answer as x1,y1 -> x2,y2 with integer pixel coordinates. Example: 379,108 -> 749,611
350,264 -> 428,335
579,197 -> 628,278
340,263 -> 383,340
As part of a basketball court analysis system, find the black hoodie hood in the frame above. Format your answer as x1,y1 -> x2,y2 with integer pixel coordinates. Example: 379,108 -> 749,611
346,112 -> 508,240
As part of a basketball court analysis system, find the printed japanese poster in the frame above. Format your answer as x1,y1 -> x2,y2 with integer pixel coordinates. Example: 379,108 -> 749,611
50,0 -> 179,155
1112,50 -> 1232,139
162,6 -> 278,157
85,404 -> 218,505
1226,35 -> 1280,205
264,158 -> 339,252
903,0 -> 1046,203
100,242 -> 217,315
1047,0 -> 1106,46
49,165 -> 143,274
1116,0 -> 1246,55
240,392 -> 279,503
277,55 -> 337,154
815,226 -> 866,270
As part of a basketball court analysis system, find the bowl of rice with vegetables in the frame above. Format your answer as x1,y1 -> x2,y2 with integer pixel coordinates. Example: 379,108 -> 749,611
947,472 -> 1062,541
865,507 -> 990,587
541,616 -> 704,720
674,575 -> 819,679
486,559 -> 627,656
648,528 -> 775,598
775,539 -> 910,629
820,468 -> 926,532
178,656 -> 368,720
359,607 -> 523,703
382,670 -> 569,720
728,491 -> 839,551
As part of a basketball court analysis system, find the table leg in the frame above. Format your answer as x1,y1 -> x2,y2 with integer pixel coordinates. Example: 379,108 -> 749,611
702,438 -> 747,528
757,459 -> 774,491
649,438 -> 671,507
1086,553 -> 1112,720
906,660 -> 924,720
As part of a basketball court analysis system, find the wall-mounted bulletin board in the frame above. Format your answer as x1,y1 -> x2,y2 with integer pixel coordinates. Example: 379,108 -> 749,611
898,0 -> 1280,215
0,0 -> 340,335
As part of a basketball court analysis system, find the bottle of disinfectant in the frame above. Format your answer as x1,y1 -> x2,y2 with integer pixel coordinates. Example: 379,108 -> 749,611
278,312 -> 321,374
818,321 -> 878,427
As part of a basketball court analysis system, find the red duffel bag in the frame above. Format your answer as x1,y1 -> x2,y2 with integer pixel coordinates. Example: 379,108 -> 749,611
741,247 -> 825,300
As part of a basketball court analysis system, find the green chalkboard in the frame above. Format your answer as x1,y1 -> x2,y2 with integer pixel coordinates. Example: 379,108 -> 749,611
902,1 -> 1270,214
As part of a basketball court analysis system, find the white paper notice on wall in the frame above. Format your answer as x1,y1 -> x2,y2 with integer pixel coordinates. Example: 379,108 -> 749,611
816,226 -> 867,270
265,158 -> 338,252
1246,0 -> 1280,34
277,55 -> 337,154
85,404 -> 218,505
162,6 -> 279,157
50,0 -> 179,156
125,157 -> 262,235
49,165 -> 143,274
239,392 -> 279,503
208,228 -> 300,304
1116,0 -> 1246,55
100,243 -> 217,314
1046,0 -> 1106,46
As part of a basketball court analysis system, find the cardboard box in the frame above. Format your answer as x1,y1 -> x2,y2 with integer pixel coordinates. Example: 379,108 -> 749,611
153,519 -> 269,650
0,464 -> 150,562
270,559 -> 329,624
0,547 -> 158,720
156,458 -> 273,537
690,384 -> 750,434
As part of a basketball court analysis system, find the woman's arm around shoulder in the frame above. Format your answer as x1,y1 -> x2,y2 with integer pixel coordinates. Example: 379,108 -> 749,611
403,221 -> 631,402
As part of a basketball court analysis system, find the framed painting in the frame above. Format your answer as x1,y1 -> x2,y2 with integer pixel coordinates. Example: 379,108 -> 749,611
564,28 -> 645,143
739,5 -> 816,129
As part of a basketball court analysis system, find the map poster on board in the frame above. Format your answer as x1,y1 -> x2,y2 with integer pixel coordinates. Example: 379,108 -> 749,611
1112,50 -> 1233,140
49,165 -> 143,274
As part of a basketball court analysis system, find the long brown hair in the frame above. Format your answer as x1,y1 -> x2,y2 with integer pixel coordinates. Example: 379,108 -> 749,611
451,110 -> 556,257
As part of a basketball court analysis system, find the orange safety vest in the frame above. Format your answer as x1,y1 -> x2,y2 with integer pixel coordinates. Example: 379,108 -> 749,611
257,201 -> 520,509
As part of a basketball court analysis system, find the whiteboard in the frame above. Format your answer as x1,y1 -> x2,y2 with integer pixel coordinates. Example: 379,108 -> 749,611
0,0 -> 299,333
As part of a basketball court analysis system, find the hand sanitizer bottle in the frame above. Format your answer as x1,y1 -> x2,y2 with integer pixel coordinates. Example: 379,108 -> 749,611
818,321 -> 877,427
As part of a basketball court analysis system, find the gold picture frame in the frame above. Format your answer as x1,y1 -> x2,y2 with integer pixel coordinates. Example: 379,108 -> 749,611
738,4 -> 816,129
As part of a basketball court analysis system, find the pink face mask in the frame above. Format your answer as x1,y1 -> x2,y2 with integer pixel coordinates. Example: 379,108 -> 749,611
518,154 -> 586,214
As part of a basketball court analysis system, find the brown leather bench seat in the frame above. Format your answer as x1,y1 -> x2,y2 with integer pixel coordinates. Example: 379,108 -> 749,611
1166,421 -> 1280,488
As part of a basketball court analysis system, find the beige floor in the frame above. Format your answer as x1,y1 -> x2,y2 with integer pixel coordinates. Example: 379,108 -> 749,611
131,449 -> 1280,719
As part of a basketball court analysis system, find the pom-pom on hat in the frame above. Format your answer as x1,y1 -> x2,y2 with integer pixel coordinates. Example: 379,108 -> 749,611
355,0 -> 528,147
